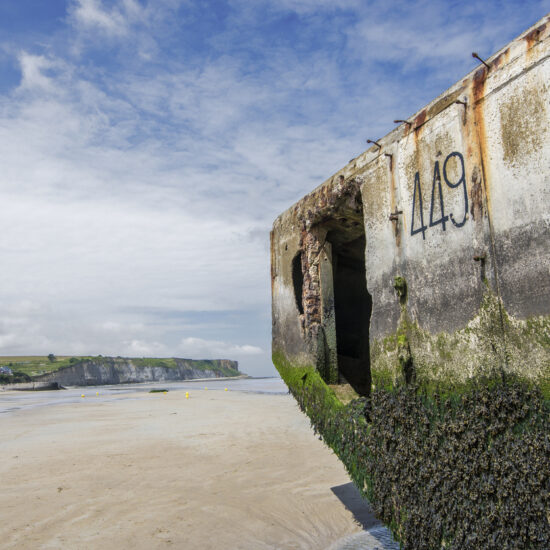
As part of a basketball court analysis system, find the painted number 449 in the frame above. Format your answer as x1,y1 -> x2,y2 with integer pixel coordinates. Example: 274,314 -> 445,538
410,151 -> 468,240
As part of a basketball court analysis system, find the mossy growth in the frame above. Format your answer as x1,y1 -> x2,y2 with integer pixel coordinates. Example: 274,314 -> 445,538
273,351 -> 344,420
371,286 -> 550,399
393,276 -> 408,305
328,383 -> 360,404
274,349 -> 550,549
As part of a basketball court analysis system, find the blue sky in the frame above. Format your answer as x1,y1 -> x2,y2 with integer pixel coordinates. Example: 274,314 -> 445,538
0,0 -> 547,376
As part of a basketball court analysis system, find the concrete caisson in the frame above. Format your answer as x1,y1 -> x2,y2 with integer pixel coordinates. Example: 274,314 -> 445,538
272,14 -> 550,396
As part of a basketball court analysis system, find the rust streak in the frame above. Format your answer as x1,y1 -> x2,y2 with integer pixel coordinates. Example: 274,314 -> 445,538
525,24 -> 545,50
414,109 -> 427,131
491,47 -> 510,70
388,155 -> 401,248
469,166 -> 483,221
472,66 -> 488,213
470,59 -> 504,313
472,67 -> 487,104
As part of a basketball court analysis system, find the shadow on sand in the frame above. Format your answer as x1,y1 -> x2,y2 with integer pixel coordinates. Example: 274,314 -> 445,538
329,483 -> 400,549
330,482 -> 379,530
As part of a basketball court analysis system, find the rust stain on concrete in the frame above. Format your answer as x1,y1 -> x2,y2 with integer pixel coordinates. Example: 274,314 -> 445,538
491,47 -> 510,70
414,109 -> 427,131
471,66 -> 492,220
525,23 -> 546,50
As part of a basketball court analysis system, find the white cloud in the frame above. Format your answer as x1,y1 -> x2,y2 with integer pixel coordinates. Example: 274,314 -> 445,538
179,337 -> 263,357
345,0 -> 542,82
66,0 -> 183,60
17,53 -> 57,91
123,338 -> 165,355
99,321 -> 146,332
69,0 -> 131,36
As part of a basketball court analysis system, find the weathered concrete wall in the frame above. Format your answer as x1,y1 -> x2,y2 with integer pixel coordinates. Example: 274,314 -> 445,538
32,358 -> 239,387
272,15 -> 550,392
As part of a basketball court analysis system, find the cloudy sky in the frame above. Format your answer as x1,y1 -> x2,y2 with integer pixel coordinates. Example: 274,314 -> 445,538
0,1 -> 546,376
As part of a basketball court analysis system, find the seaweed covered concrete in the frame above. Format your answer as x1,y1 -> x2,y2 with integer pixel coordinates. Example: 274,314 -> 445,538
271,14 -> 550,549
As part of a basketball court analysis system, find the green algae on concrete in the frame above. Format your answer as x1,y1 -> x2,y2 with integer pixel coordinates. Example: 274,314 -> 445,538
371,286 -> 550,398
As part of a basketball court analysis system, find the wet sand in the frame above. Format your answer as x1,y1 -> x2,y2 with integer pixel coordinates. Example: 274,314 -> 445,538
0,385 -> 379,549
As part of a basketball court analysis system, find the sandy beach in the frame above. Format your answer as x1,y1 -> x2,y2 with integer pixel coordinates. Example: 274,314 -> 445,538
0,381 -> 381,549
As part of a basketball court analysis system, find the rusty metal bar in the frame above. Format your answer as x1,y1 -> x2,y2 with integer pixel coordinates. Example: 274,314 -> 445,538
472,52 -> 490,69
389,210 -> 403,221
393,119 -> 412,127
366,139 -> 382,149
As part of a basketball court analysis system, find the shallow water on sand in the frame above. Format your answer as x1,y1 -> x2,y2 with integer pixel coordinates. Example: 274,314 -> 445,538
329,526 -> 400,550
0,376 -> 288,415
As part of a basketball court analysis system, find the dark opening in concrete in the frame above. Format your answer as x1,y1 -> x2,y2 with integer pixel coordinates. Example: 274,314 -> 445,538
292,252 -> 304,315
327,217 -> 372,396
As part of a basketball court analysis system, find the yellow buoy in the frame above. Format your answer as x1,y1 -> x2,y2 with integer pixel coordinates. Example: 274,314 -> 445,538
96,392 -> 99,396
185,392 -> 189,399
81,394 -> 85,398
204,387 -> 207,390
224,388 -> 228,391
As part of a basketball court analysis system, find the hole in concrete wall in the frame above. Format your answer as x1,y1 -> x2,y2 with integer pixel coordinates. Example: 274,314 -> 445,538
292,252 -> 304,315
326,208 -> 372,396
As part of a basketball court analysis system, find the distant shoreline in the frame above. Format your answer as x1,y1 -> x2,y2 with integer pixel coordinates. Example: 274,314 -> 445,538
0,355 -> 242,388
1,374 -> 252,392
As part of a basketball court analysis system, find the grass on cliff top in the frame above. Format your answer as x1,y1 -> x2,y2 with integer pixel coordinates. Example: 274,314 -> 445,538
0,356 -> 93,376
0,356 -> 240,378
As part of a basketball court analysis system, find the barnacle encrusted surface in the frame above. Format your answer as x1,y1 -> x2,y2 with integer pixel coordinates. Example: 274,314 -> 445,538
275,352 -> 550,549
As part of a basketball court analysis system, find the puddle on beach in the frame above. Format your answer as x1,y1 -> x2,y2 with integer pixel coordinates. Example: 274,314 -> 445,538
0,377 -> 288,415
